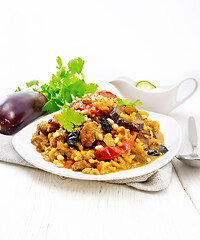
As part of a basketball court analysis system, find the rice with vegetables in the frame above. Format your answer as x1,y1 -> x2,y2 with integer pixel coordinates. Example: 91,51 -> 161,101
31,90 -> 168,175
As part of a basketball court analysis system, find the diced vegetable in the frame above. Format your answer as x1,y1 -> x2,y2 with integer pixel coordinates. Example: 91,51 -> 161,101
109,105 -> 143,131
92,90 -> 117,99
147,144 -> 168,156
94,133 -> 137,161
64,159 -> 74,169
72,90 -> 117,116
95,146 -> 123,160
73,101 -> 102,115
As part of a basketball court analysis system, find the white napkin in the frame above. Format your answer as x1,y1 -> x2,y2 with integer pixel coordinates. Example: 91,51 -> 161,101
0,133 -> 173,191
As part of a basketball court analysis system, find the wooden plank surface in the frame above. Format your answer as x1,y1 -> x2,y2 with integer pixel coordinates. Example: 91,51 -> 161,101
170,90 -> 200,214
0,162 -> 200,240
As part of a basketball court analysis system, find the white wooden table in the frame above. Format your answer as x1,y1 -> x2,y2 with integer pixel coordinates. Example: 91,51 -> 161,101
1,1 -> 200,239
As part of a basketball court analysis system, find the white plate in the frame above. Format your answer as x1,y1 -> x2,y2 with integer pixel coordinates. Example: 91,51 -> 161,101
12,111 -> 182,181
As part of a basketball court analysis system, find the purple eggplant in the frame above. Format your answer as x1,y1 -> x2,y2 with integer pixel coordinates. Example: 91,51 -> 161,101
0,91 -> 47,135
109,105 -> 144,131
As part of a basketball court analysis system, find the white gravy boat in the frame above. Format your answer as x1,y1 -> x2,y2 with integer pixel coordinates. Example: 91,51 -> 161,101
109,76 -> 198,114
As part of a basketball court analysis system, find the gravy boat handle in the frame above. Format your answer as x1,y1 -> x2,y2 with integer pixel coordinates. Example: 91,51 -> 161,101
174,78 -> 198,110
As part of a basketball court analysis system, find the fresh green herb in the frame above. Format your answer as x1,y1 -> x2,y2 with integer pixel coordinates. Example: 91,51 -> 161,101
42,98 -> 63,113
25,80 -> 40,92
15,87 -> 21,92
16,56 -> 98,113
117,98 -> 142,107
58,107 -> 86,132
56,56 -> 62,69
26,80 -> 39,88
39,56 -> 98,113
68,57 -> 85,74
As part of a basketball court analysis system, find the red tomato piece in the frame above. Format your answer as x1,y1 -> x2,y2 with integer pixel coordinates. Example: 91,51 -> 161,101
64,159 -> 74,169
72,90 -> 117,116
74,101 -> 102,115
121,132 -> 137,152
94,146 -> 123,161
97,162 -> 103,171
95,132 -> 137,161
92,90 -> 117,100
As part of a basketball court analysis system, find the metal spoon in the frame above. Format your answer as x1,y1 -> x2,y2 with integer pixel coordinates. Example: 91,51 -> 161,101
176,116 -> 200,167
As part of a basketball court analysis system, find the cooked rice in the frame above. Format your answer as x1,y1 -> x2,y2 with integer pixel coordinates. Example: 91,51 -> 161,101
31,89 -> 167,175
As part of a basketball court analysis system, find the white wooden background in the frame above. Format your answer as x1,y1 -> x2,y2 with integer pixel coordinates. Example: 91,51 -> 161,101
1,1 -> 200,239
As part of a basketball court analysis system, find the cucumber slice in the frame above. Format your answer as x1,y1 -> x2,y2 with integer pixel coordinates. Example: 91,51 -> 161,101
136,80 -> 156,90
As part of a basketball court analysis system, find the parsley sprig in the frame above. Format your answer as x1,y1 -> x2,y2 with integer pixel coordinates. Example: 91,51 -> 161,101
41,57 -> 98,113
117,98 -> 142,107
16,57 -> 98,113
58,107 -> 86,132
